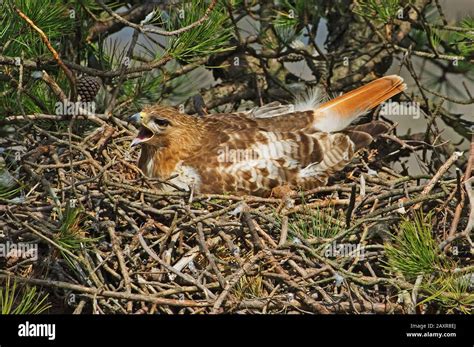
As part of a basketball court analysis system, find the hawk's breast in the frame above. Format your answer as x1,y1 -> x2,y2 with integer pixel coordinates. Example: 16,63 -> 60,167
164,162 -> 202,193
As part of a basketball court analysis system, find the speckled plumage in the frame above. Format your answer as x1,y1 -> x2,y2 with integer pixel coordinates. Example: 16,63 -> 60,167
130,75 -> 406,196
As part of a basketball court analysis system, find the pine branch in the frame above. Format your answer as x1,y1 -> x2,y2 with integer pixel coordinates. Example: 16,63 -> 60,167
13,4 -> 76,98
96,0 -> 218,36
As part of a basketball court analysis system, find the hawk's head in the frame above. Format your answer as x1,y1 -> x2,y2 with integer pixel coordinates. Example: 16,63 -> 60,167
129,105 -> 200,148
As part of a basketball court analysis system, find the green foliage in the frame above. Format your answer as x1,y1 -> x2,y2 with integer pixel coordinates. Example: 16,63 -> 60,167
0,156 -> 24,202
277,0 -> 323,20
56,204 -> 98,266
273,5 -> 299,29
428,28 -> 442,50
166,0 -> 233,62
0,185 -> 22,201
78,0 -> 122,14
269,0 -> 324,47
0,277 -> 51,314
272,11 -> 299,46
384,213 -> 450,280
232,275 -> 265,300
354,0 -> 407,24
384,213 -> 474,312
0,0 -> 73,58
288,207 -> 344,240
122,73 -> 165,110
409,9 -> 473,65
457,17 -> 474,57
0,0 -> 73,117
0,79 -> 65,122
275,194 -> 344,242
96,0 -> 236,107
0,179 -> 19,201
421,274 -> 474,313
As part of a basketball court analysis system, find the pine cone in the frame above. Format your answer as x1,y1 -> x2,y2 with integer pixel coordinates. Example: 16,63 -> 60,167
77,76 -> 101,102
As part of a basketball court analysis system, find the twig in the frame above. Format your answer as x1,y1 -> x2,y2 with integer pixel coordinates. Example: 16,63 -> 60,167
0,271 -> 209,308
14,5 -> 76,96
413,151 -> 463,209
106,222 -> 133,312
196,223 -> 226,288
97,0 -> 218,36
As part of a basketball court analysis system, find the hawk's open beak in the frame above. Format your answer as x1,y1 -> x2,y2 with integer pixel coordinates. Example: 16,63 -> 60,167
129,112 -> 153,147
131,136 -> 145,147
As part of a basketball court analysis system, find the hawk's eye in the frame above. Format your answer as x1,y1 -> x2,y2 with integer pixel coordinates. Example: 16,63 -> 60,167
153,117 -> 170,127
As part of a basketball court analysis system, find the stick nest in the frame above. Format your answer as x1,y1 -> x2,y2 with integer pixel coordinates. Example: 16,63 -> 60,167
0,119 -> 472,314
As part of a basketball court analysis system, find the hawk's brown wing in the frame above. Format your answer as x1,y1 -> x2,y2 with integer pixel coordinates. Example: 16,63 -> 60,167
183,115 -> 357,196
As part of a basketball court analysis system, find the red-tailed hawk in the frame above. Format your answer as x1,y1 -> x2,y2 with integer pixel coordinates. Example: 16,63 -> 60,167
129,75 -> 406,197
